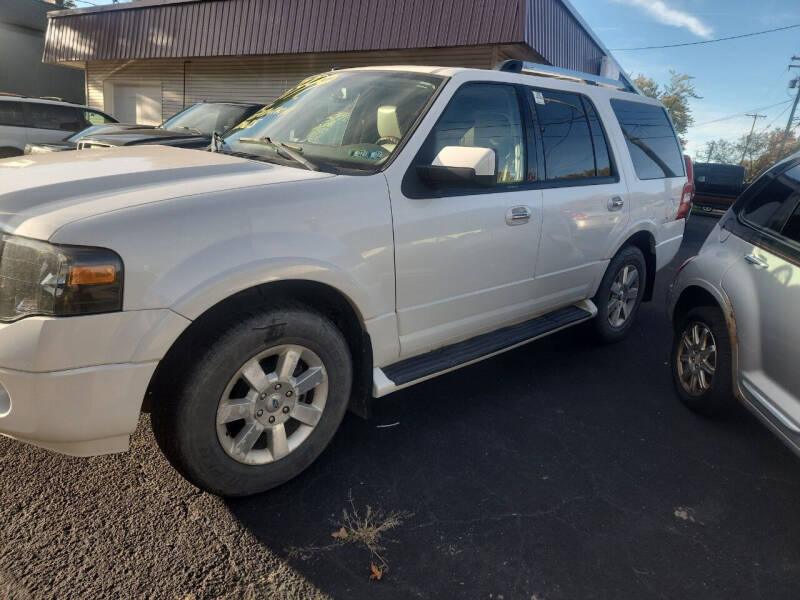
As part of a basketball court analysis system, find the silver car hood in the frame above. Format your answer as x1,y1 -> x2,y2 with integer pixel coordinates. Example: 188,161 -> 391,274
0,146 -> 333,239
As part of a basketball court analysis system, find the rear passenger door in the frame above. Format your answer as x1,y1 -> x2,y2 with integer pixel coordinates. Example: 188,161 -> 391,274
24,103 -> 85,144
721,162 -> 800,431
527,87 -> 630,311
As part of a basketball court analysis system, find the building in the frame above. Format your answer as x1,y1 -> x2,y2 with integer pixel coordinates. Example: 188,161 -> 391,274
0,0 -> 83,102
42,0 -> 630,125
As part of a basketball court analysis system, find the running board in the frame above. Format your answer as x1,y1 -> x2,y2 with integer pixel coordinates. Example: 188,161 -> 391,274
373,300 -> 596,397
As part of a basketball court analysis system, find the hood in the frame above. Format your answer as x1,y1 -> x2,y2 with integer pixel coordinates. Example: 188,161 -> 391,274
0,145 -> 334,239
81,128 -> 206,147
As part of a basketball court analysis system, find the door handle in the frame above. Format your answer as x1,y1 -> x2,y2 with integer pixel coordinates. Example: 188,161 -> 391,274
744,253 -> 769,269
607,196 -> 624,211
506,205 -> 531,225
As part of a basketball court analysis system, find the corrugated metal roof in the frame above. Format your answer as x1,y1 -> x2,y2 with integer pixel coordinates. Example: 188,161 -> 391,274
43,0 -> 610,76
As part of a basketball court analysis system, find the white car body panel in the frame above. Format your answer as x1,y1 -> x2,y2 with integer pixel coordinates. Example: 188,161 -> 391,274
0,66 -> 686,456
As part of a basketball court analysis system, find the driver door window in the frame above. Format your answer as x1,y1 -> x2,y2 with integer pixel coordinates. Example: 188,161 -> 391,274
422,83 -> 525,184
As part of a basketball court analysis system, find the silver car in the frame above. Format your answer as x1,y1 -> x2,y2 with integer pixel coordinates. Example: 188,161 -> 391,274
668,152 -> 800,454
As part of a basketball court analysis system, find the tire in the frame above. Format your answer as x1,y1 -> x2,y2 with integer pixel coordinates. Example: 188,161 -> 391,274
592,246 -> 646,343
671,306 -> 734,416
152,304 -> 352,497
0,147 -> 22,159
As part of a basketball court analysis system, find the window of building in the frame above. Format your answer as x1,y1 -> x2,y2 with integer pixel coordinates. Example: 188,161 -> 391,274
423,83 -> 525,184
611,99 -> 684,180
0,102 -> 25,127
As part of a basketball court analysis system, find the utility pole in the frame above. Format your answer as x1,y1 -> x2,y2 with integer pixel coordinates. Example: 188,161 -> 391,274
706,141 -> 715,162
740,113 -> 766,165
778,56 -> 800,157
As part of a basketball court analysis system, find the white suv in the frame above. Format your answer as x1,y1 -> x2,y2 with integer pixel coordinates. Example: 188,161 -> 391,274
0,95 -> 116,158
0,64 -> 689,496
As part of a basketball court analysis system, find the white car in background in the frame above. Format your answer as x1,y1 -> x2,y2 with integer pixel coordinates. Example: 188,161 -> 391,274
0,64 -> 689,496
0,95 -> 116,158
668,153 -> 800,454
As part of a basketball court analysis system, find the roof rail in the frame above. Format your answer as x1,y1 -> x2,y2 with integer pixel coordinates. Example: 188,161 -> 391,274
496,60 -> 638,94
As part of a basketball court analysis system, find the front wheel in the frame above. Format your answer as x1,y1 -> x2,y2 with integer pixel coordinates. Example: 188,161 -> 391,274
152,305 -> 352,497
592,246 -> 646,343
671,306 -> 733,416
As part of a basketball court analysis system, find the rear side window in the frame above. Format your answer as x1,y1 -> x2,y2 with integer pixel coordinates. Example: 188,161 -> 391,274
25,103 -> 83,132
0,102 -> 25,127
82,110 -> 115,126
742,164 -> 800,234
532,89 -> 611,181
611,99 -> 684,180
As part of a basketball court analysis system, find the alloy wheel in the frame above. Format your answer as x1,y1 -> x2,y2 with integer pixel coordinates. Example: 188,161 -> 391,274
607,264 -> 640,328
676,321 -> 717,396
216,344 -> 328,465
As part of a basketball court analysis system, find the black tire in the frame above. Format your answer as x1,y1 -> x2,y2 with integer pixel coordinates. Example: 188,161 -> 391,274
671,306 -> 734,416
0,147 -> 22,159
152,304 -> 352,497
592,246 -> 646,343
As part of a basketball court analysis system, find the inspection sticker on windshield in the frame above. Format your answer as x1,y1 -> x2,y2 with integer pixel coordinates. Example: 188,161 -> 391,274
350,148 -> 387,161
533,91 -> 545,105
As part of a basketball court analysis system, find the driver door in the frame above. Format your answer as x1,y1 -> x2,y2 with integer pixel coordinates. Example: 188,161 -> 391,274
387,82 -> 544,358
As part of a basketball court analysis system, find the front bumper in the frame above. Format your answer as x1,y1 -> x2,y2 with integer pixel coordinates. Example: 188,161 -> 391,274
0,361 -> 157,455
0,309 -> 189,456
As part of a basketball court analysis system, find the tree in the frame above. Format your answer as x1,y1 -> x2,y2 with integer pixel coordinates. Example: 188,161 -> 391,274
632,71 -> 700,147
701,128 -> 800,180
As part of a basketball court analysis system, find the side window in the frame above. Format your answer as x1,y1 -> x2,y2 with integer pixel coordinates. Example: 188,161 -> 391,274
423,83 -> 525,184
0,102 -> 25,127
742,164 -> 800,234
610,99 -> 684,180
83,110 -> 114,126
532,89 -> 599,181
25,103 -> 83,132
781,202 -> 800,244
583,98 -> 612,177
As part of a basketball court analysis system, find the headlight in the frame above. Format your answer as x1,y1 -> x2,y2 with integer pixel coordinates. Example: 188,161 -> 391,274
0,234 -> 123,321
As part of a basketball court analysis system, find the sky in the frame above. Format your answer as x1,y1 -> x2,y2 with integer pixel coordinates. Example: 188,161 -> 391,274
572,0 -> 800,159
72,0 -> 800,159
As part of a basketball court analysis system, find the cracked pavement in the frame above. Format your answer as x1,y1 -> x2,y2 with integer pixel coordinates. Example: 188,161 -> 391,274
2,214 -> 800,599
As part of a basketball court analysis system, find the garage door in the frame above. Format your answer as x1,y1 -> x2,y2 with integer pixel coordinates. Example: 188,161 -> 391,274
110,84 -> 162,125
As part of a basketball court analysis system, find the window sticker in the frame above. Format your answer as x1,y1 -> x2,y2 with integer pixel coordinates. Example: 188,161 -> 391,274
533,91 -> 545,105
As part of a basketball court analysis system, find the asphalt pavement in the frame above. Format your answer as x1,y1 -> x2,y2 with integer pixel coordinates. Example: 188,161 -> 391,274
2,213 -> 799,600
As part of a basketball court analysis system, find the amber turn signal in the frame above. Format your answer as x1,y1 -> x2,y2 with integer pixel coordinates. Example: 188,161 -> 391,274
68,265 -> 117,286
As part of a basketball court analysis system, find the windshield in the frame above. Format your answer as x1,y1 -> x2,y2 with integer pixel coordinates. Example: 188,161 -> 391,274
223,71 -> 444,174
162,103 -> 257,135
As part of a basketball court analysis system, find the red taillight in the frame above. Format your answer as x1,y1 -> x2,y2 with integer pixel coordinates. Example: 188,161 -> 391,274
677,154 -> 695,220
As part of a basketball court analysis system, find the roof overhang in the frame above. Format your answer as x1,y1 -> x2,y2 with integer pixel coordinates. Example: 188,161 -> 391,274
43,0 -> 631,88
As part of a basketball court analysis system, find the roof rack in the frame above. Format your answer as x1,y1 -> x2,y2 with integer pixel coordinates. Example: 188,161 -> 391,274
496,60 -> 638,94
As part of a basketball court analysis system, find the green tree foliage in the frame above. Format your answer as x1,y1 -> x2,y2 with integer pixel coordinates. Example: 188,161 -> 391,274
700,128 -> 800,181
632,71 -> 699,147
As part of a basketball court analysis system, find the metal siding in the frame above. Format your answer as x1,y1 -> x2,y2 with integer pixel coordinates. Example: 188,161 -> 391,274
525,0 -> 604,74
45,0 -> 524,62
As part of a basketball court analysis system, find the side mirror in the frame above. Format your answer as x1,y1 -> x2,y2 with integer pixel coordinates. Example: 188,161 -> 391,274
417,146 -> 496,187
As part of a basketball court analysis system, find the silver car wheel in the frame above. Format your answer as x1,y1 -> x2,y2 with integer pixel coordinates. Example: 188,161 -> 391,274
676,322 -> 717,397
216,344 -> 328,466
607,264 -> 640,328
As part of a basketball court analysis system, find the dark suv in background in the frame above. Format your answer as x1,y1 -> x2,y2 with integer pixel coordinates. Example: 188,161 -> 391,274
77,102 -> 263,150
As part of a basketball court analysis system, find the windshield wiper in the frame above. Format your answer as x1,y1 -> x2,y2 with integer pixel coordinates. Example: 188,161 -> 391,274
238,136 -> 318,171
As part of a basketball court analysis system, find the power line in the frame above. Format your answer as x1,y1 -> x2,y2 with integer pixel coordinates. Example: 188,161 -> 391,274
693,100 -> 792,127
611,23 -> 800,51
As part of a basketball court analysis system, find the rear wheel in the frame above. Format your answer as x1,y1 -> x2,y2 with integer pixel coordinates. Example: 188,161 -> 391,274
0,147 -> 22,159
671,306 -> 733,416
592,246 -> 646,343
152,304 -> 352,497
